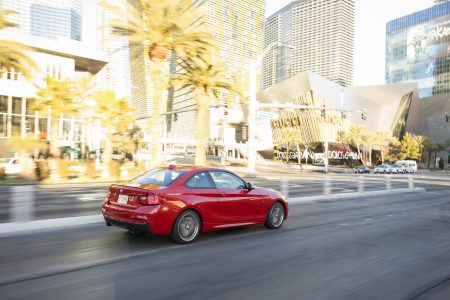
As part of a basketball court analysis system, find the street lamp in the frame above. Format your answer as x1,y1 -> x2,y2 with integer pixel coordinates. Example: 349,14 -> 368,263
248,42 -> 296,177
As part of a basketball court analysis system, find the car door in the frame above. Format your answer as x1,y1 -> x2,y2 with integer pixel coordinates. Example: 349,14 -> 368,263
183,171 -> 220,224
208,170 -> 264,224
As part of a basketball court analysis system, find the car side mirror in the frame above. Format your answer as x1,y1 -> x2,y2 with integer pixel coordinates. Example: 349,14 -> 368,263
246,182 -> 254,190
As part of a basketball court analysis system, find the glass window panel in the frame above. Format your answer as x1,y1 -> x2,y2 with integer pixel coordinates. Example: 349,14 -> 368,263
26,98 -> 36,116
0,95 -> 8,113
25,116 -> 35,136
62,120 -> 71,140
11,115 -> 21,136
12,97 -> 22,115
38,118 -> 48,140
0,114 -> 7,137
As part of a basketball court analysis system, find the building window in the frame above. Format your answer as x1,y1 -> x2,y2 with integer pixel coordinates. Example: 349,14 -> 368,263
0,114 -> 7,137
25,98 -> 36,116
0,95 -> 8,113
12,97 -> 22,115
11,115 -> 21,137
38,118 -> 48,140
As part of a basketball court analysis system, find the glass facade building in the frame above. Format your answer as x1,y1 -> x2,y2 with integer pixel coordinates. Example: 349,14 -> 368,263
263,0 -> 355,89
386,1 -> 450,97
0,0 -> 82,41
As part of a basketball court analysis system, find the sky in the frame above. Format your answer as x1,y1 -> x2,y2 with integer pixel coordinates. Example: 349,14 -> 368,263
265,0 -> 435,86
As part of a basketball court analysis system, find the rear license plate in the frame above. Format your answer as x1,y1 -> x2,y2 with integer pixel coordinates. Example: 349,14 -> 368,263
118,194 -> 128,204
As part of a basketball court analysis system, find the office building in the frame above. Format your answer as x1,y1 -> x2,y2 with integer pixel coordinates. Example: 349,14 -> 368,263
263,0 -> 355,89
0,0 -> 107,157
167,0 -> 265,144
386,1 -> 450,97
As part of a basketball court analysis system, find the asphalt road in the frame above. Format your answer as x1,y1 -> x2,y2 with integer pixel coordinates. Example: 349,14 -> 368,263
0,189 -> 449,299
0,168 -> 449,222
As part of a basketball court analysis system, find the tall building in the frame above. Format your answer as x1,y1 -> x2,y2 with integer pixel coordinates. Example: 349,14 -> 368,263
2,0 -> 82,41
386,1 -> 450,97
167,0 -> 265,144
0,0 -> 107,157
263,0 -> 355,90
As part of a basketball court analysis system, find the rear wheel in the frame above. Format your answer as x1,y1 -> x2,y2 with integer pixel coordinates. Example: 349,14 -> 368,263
265,202 -> 285,229
170,210 -> 201,244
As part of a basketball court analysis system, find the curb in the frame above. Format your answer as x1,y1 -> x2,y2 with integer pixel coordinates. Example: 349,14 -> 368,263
0,215 -> 104,238
288,187 -> 426,204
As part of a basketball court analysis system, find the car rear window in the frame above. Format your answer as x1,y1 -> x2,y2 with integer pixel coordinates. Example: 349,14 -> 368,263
132,168 -> 184,186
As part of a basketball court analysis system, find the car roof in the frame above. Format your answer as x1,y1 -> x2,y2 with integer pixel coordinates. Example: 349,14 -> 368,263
160,164 -> 229,173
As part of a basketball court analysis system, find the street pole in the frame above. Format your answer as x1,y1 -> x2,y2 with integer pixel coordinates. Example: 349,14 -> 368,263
324,124 -> 328,173
248,59 -> 257,177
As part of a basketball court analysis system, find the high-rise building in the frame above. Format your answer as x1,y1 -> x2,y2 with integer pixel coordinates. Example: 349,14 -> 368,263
167,0 -> 265,143
0,0 -> 107,157
386,1 -> 450,97
263,0 -> 355,89
2,0 -> 82,41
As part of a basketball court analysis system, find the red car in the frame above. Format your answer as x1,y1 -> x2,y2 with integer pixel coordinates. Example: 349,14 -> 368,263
102,165 -> 288,243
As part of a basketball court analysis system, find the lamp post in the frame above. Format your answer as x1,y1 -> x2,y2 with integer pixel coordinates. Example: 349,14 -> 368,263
247,42 -> 296,177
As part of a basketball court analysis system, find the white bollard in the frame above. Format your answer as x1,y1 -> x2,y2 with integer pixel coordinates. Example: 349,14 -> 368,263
358,176 -> 365,193
323,176 -> 331,196
385,175 -> 392,190
408,175 -> 414,189
10,185 -> 35,222
280,178 -> 289,200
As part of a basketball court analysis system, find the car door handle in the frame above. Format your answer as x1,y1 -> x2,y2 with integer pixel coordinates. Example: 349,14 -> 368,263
219,192 -> 226,196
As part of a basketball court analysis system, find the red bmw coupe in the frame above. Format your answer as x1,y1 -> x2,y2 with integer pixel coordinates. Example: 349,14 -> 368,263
102,165 -> 288,243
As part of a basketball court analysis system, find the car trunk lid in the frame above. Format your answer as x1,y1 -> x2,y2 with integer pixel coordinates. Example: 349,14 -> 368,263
108,184 -> 165,207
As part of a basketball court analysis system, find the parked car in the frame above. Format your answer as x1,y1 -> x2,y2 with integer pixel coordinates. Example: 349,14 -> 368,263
353,166 -> 371,174
0,158 -> 22,175
395,160 -> 417,173
102,165 -> 288,243
386,164 -> 407,174
374,164 -> 390,174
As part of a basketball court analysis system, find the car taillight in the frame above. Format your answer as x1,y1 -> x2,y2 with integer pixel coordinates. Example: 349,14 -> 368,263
139,194 -> 164,205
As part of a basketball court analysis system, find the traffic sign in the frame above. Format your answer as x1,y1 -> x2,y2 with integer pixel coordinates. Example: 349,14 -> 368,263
257,111 -> 278,120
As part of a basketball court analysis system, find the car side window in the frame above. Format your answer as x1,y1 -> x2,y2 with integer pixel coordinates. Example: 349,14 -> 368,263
209,171 -> 246,189
185,172 -> 214,189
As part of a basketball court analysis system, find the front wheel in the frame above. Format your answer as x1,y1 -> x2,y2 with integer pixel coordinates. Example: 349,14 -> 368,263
170,210 -> 201,244
265,202 -> 285,229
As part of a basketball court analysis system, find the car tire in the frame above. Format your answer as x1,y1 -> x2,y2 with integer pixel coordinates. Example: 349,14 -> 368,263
170,210 -> 201,244
265,202 -> 285,229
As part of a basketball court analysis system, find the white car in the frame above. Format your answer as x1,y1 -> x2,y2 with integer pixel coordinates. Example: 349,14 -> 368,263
0,158 -> 22,175
386,164 -> 407,174
374,164 -> 390,174
395,160 -> 417,173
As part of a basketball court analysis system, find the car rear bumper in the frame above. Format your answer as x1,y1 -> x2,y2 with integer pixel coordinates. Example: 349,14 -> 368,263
104,215 -> 151,233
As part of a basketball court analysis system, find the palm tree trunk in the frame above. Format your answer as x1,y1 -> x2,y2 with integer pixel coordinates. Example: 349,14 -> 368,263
50,117 -> 60,158
296,144 -> 302,169
286,143 -> 290,163
428,151 -> 431,168
149,62 -> 163,167
194,88 -> 209,166
103,128 -> 112,164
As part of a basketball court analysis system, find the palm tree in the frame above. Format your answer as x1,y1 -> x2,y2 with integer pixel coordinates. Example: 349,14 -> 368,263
412,134 -> 427,164
0,9 -> 36,78
34,77 -> 81,158
173,58 -> 238,165
348,125 -> 367,164
90,90 -> 134,163
363,132 -> 376,166
374,132 -> 393,164
274,128 -> 303,164
101,0 -> 215,167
